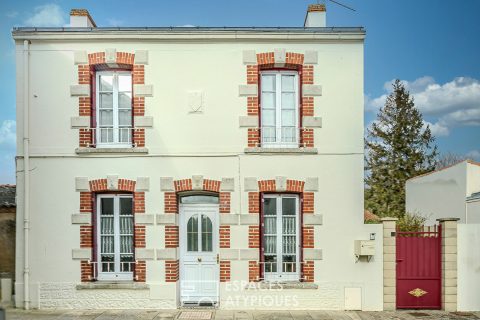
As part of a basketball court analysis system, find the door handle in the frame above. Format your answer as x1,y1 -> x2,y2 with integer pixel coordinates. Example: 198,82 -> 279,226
197,257 -> 202,262
396,259 -> 404,262
217,254 -> 219,264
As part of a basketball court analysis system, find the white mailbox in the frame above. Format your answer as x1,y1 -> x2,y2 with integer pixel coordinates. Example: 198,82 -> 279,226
354,240 -> 375,262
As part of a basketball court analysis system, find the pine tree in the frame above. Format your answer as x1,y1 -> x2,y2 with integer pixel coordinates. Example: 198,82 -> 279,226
365,79 -> 438,218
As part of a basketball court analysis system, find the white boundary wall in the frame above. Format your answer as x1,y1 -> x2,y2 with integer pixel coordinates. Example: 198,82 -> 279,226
457,224 -> 480,311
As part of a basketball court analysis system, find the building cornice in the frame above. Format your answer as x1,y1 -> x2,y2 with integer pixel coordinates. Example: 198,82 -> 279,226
12,27 -> 365,41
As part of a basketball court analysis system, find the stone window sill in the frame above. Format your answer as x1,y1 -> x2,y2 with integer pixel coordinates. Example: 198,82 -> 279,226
75,147 -> 149,154
76,282 -> 149,290
244,147 -> 318,154
245,281 -> 318,290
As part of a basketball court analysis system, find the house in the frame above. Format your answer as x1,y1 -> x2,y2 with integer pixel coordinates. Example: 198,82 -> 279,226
13,5 -> 384,310
406,160 -> 480,225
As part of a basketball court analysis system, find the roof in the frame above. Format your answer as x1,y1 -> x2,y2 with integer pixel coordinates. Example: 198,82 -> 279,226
0,185 -> 16,207
364,209 -> 380,222
407,159 -> 480,182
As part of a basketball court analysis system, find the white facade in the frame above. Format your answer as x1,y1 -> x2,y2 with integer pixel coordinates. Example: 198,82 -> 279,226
13,9 -> 383,310
406,160 -> 480,225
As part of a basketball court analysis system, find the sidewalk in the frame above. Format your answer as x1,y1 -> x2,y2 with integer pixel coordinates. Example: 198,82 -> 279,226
3,308 -> 480,320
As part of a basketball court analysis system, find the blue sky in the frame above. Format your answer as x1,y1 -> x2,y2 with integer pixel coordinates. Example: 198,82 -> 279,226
0,0 -> 479,183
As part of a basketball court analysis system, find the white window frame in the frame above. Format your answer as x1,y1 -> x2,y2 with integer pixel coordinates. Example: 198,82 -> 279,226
95,71 -> 133,147
96,194 -> 134,281
262,194 -> 300,282
260,71 -> 299,148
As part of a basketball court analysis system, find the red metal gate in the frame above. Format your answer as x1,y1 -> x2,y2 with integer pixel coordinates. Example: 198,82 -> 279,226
396,225 -> 442,309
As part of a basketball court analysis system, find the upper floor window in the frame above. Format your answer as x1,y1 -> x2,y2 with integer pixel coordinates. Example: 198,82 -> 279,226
262,194 -> 300,281
97,194 -> 134,281
96,71 -> 132,147
260,71 -> 299,148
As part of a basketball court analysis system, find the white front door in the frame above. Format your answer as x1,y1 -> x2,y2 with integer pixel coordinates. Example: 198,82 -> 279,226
179,204 -> 219,305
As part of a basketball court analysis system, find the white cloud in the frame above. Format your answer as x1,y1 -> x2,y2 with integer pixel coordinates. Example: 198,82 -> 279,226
423,121 -> 449,137
366,76 -> 480,137
176,24 -> 196,27
0,120 -> 16,147
24,4 -> 66,27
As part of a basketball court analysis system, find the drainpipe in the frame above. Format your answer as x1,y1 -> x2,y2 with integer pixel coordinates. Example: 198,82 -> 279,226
23,39 -> 30,310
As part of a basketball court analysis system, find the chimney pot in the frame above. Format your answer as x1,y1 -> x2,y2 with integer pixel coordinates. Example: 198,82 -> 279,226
304,4 -> 326,28
70,9 -> 96,28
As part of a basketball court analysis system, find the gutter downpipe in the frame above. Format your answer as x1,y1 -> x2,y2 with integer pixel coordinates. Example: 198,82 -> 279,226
23,39 -> 30,310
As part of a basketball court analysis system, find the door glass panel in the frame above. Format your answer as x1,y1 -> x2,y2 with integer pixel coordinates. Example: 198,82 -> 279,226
264,255 -> 277,273
119,198 -> 133,215
118,110 -> 132,126
262,92 -> 276,109
118,92 -> 132,109
100,197 -> 114,273
99,93 -> 113,110
187,215 -> 199,252
99,110 -> 113,126
281,75 -> 295,92
99,75 -> 113,91
262,110 -> 275,126
282,198 -> 296,215
118,75 -> 132,92
201,215 -> 213,252
281,93 -> 295,110
262,74 -> 275,91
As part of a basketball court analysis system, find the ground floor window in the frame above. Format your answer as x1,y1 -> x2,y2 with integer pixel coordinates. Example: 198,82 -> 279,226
262,194 -> 300,281
97,194 -> 134,280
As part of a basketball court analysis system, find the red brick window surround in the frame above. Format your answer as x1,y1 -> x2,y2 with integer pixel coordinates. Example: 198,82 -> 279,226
245,52 -> 315,148
79,178 -> 147,282
248,179 -> 315,282
77,52 -> 146,148
162,177 -> 232,283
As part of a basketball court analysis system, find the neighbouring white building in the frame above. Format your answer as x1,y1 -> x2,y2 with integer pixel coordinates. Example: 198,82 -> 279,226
13,5 -> 385,310
406,160 -> 480,225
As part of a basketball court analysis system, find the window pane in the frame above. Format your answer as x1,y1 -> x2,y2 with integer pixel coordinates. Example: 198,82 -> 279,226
282,198 -> 296,216
262,127 -> 276,143
101,254 -> 114,272
118,75 -> 132,92
118,128 -> 132,144
118,92 -> 132,109
99,93 -> 113,110
187,215 -> 199,252
99,75 -> 113,91
282,75 -> 295,92
99,128 -> 113,143
120,216 -> 133,235
101,198 -> 114,215
262,75 -> 275,92
201,215 -> 213,252
264,255 -> 277,273
120,198 -> 132,215
180,195 -> 219,204
99,110 -> 113,126
101,217 -> 114,234
262,110 -> 275,126
261,92 -> 275,109
281,93 -> 295,110
120,255 -> 134,272
264,234 -> 276,254
282,255 -> 296,273
264,198 -> 277,216
118,110 -> 132,126
281,110 -> 295,126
